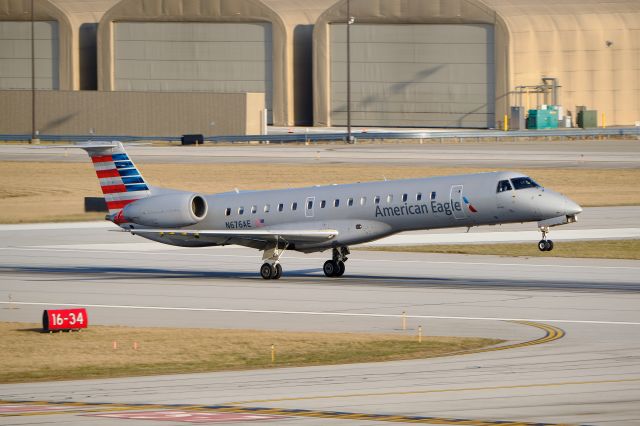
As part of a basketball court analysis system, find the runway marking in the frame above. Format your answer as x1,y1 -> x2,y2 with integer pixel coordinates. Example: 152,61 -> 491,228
0,399 -> 589,425
227,377 -> 640,406
3,246 -> 640,270
85,410 -> 284,422
2,301 -> 639,326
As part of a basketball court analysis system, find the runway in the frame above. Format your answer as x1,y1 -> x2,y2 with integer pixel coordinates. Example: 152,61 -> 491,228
3,139 -> 640,168
1,223 -> 640,425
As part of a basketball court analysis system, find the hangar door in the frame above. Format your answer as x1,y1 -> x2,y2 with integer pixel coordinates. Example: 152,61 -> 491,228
114,22 -> 273,123
0,21 -> 59,89
330,24 -> 494,128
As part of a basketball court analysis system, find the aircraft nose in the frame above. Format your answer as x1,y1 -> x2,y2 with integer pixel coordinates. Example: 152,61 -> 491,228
565,197 -> 583,216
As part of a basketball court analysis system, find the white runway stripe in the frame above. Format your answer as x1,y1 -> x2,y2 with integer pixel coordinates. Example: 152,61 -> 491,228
2,301 -> 639,326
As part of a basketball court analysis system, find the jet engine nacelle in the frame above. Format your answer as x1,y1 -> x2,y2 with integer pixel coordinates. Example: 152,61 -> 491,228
121,193 -> 208,227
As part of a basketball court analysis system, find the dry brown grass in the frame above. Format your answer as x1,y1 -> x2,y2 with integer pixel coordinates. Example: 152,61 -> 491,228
0,322 -> 500,383
362,240 -> 640,260
1,161 -> 639,223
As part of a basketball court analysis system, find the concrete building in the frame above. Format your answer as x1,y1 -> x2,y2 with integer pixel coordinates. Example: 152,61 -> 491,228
314,0 -> 640,128
0,0 -> 638,134
0,0 -> 117,90
97,0 -> 335,126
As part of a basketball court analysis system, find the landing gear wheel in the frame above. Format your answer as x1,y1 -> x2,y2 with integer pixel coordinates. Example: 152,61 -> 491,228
538,240 -> 554,252
335,260 -> 345,277
323,260 -> 337,277
260,263 -> 273,280
272,263 -> 282,279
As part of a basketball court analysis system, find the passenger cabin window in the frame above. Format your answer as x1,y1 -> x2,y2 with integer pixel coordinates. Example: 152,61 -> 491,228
238,207 -> 244,215
277,203 -> 284,212
307,200 -> 313,210
348,197 -> 354,207
430,191 -> 436,200
416,192 -> 422,201
402,193 -> 408,202
224,208 -> 231,216
497,180 -> 513,193
511,177 -> 540,190
251,205 -> 257,214
291,202 -> 298,211
264,204 -> 271,213
360,197 -> 367,206
374,196 -> 381,204
321,200 -> 326,208
386,194 -> 393,203
334,199 -> 340,207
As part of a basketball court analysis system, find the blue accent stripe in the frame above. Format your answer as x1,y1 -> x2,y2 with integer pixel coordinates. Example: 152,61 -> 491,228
118,169 -> 140,177
125,184 -> 149,192
121,176 -> 145,184
114,161 -> 134,169
112,154 -> 129,161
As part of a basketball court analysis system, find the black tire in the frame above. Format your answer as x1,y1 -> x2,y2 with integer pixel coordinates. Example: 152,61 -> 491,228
260,263 -> 273,280
546,240 -> 554,251
538,240 -> 548,251
335,260 -> 345,277
272,263 -> 282,279
323,260 -> 336,277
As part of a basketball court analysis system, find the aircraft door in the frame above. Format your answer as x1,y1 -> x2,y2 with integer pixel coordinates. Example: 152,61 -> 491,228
305,196 -> 315,218
450,185 -> 466,220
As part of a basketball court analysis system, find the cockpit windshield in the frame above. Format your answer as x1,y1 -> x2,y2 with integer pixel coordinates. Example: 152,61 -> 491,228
511,176 -> 541,190
496,180 -> 512,193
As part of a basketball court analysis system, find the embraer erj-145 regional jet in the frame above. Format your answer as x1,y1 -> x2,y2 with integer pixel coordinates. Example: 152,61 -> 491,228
71,141 -> 582,280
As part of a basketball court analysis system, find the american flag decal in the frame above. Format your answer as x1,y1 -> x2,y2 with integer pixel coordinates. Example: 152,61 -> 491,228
255,218 -> 265,228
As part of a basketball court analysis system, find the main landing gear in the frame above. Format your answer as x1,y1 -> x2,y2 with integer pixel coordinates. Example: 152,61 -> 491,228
323,247 -> 349,278
258,244 -> 351,279
538,226 -> 554,252
260,241 -> 288,280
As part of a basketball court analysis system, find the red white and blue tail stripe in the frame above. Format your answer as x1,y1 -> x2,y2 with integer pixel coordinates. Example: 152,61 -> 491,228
83,142 -> 151,215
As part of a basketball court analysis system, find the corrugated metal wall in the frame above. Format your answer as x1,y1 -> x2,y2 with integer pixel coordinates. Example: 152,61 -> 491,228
330,24 -> 495,128
113,22 -> 273,123
0,21 -> 59,89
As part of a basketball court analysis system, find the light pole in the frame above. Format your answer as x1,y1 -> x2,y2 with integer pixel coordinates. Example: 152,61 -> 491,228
346,0 -> 354,143
30,0 -> 38,144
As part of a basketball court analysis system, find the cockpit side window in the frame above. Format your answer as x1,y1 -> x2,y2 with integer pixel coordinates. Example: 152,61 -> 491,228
511,177 -> 540,190
497,180 -> 513,193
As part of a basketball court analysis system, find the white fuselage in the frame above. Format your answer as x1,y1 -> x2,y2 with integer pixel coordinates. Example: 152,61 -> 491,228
136,171 -> 581,252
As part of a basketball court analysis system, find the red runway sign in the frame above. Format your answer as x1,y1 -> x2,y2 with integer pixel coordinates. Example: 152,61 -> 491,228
42,308 -> 88,331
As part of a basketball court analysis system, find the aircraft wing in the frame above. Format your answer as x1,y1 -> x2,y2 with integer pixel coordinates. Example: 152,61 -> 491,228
129,228 -> 338,249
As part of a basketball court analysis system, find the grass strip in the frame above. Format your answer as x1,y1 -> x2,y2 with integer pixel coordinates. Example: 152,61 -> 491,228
361,240 -> 640,260
1,161 -> 639,223
1,322 -> 501,384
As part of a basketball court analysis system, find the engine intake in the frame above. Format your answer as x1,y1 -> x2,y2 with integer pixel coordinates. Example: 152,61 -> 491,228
121,193 -> 208,227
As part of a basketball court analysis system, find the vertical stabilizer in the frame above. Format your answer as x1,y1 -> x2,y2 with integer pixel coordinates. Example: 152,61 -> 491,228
78,142 -> 151,215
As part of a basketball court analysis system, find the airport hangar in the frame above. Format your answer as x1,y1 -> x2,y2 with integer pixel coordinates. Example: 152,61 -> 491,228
0,0 -> 638,137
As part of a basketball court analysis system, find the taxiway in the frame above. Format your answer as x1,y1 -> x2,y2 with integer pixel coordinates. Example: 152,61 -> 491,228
1,223 -> 639,425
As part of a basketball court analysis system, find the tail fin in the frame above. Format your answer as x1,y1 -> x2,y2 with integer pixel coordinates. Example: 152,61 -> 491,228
78,141 -> 151,215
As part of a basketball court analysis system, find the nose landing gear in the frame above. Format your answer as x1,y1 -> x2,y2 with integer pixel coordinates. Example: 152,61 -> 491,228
538,226 -> 554,251
323,247 -> 349,277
